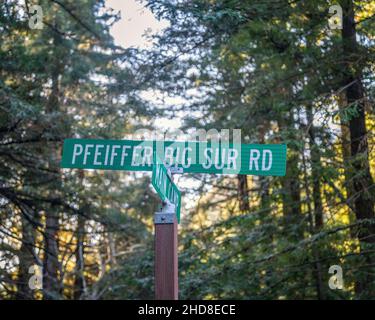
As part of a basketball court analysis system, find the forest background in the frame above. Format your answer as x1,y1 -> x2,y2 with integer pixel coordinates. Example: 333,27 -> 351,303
0,0 -> 374,299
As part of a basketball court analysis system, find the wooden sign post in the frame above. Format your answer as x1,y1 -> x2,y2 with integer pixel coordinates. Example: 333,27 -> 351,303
152,154 -> 180,299
154,202 -> 178,300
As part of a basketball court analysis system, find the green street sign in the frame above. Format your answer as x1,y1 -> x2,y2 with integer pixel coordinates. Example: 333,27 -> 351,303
61,139 -> 287,176
152,153 -> 181,223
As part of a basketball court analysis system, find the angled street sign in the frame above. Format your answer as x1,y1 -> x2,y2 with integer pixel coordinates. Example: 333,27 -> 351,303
152,153 -> 181,223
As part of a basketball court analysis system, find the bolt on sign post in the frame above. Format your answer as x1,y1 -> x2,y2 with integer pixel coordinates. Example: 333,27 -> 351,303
61,138 -> 287,300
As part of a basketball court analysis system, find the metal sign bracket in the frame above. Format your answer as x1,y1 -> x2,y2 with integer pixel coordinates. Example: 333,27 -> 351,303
167,166 -> 184,175
154,212 -> 175,224
154,201 -> 176,224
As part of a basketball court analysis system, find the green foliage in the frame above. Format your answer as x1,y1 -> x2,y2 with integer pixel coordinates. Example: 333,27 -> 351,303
0,0 -> 374,300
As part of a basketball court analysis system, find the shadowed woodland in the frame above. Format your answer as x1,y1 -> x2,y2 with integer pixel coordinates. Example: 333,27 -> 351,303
0,0 -> 374,299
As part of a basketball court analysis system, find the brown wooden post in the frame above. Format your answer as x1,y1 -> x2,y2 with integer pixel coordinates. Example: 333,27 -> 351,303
154,205 -> 178,300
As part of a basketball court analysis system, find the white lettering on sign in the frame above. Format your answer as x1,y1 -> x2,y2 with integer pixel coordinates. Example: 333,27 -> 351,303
142,146 -> 153,166
65,141 -> 278,174
262,150 -> 272,171
164,147 -> 174,167
132,146 -> 142,166
121,146 -> 131,166
249,149 -> 260,170
202,147 -> 239,170
93,144 -> 104,165
202,148 -> 213,169
83,144 -> 94,165
214,148 -> 225,170
104,145 -> 110,165
182,147 -> 192,168
110,145 -> 120,166
72,144 -> 83,165
249,149 -> 273,171
156,162 -> 168,194
228,148 -> 238,170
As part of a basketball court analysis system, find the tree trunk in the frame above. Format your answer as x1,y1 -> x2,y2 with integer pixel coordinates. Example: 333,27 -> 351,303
74,213 -> 86,299
306,106 -> 324,229
258,126 -> 271,212
340,0 -> 375,298
43,26 -> 63,300
338,92 -> 356,238
43,210 -> 60,299
237,174 -> 250,212
74,170 -> 87,299
16,212 -> 39,299
304,106 -> 327,300
277,108 -> 303,243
